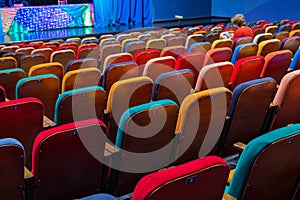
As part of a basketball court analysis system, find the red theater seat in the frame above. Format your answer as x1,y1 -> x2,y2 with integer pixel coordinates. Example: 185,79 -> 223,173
132,156 -> 230,200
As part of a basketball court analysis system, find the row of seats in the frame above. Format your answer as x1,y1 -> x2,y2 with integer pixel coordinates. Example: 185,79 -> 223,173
0,65 -> 300,197
1,119 -> 300,199
0,18 -> 299,199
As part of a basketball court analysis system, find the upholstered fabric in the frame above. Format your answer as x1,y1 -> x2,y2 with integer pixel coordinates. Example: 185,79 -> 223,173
54,86 -> 106,124
195,61 -> 233,91
174,52 -> 205,78
289,48 -> 300,70
32,118 -> 107,200
80,193 -> 117,200
132,156 -> 229,200
226,124 -> 300,199
229,55 -> 265,89
231,43 -> 258,63
116,99 -> 178,147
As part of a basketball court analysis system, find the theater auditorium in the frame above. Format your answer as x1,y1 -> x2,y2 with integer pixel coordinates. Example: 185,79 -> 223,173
0,0 -> 299,199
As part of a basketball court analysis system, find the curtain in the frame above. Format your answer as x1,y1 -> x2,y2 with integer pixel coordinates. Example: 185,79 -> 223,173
93,0 -> 152,28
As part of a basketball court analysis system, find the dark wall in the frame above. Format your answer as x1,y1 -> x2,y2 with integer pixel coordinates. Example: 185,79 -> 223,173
212,0 -> 300,22
152,0 -> 211,21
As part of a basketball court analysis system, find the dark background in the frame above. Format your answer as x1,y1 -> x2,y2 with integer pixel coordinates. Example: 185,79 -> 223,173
0,0 -> 93,7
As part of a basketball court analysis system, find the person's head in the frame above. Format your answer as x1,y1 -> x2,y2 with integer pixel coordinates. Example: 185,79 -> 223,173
231,14 -> 246,29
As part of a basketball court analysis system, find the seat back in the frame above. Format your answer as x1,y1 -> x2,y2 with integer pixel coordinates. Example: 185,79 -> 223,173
226,124 -> 300,200
32,119 -> 108,200
66,58 -> 98,72
16,74 -> 60,120
160,45 -> 186,59
270,70 -> 300,130
113,100 -> 179,195
146,38 -> 166,50
289,30 -> 300,37
76,46 -> 100,61
106,76 -> 153,143
54,86 -> 106,125
3,52 -> 25,62
253,33 -> 273,44
133,49 -> 161,75
15,47 -> 35,54
28,62 -> 64,82
100,44 -> 122,71
152,69 -> 194,104
1,46 -> 19,53
278,23 -> 292,32
289,48 -> 300,70
132,156 -> 229,200
231,43 -> 258,63
32,48 -> 54,63
195,61 -> 233,91
124,40 -> 146,56
188,42 -> 211,53
232,36 -> 252,50
62,68 -> 101,93
265,25 -> 278,35
204,32 -> 220,43
102,61 -> 139,94
18,54 -> 45,74
103,53 -> 133,72
80,193 -> 117,200
260,50 -> 292,83
0,68 -> 25,99
166,36 -> 185,47
219,77 -> 277,156
175,87 -> 232,164
203,47 -> 232,66
211,39 -> 232,49
0,138 -> 25,200
0,57 -> 17,70
229,55 -> 265,90
185,34 -> 204,50
0,97 -> 43,168
257,39 -> 281,57
50,49 -> 75,69
143,56 -> 176,81
174,52 -> 205,83
280,36 -> 300,55
274,31 -> 289,41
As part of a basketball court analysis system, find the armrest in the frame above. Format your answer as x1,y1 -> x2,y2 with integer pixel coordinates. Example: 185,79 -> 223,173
233,142 -> 246,151
24,167 -> 33,180
105,142 -> 120,157
43,116 -> 56,128
24,167 -> 34,200
223,192 -> 237,200
227,169 -> 235,184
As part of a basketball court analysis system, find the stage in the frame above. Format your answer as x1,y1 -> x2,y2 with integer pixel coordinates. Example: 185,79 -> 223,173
0,2 -> 230,44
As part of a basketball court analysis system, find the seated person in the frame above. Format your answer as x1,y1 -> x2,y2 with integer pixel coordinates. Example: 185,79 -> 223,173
231,14 -> 253,41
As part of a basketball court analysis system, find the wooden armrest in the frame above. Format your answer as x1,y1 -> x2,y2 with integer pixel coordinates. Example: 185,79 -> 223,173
24,167 -> 34,200
223,193 -> 236,200
227,169 -> 235,184
104,143 -> 120,157
233,142 -> 246,151
43,116 -> 56,128
24,167 -> 33,179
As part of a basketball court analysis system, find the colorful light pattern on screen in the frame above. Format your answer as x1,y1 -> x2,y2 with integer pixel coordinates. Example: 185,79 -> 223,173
14,7 -> 73,31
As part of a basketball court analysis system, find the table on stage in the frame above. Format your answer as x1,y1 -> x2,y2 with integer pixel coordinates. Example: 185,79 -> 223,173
0,3 -> 94,34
